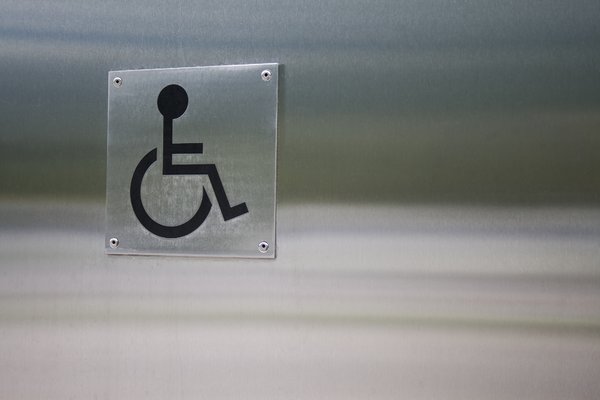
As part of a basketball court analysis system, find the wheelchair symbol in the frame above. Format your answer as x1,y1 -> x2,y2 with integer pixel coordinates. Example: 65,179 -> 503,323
130,84 -> 248,238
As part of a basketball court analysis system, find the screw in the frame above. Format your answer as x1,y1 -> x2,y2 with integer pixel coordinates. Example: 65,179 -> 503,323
258,241 -> 269,253
261,70 -> 272,82
109,237 -> 119,248
112,77 -> 122,87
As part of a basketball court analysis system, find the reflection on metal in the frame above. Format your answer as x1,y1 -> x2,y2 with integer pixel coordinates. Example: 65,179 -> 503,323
106,64 -> 278,258
2,1 -> 600,398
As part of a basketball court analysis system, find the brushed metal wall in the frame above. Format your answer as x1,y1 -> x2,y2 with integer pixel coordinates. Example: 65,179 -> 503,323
1,1 -> 599,399
1,0 -> 599,203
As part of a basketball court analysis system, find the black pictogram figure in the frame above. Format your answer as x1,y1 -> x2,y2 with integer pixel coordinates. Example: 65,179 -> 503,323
130,84 -> 248,238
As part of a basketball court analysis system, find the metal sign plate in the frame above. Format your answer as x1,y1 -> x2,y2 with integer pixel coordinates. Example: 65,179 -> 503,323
105,64 -> 278,258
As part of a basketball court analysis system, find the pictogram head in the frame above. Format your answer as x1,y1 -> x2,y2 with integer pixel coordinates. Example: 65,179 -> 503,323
157,84 -> 188,119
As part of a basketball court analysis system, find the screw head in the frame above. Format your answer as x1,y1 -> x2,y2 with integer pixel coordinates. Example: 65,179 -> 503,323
109,237 -> 119,248
258,241 -> 269,253
112,77 -> 123,87
261,70 -> 272,81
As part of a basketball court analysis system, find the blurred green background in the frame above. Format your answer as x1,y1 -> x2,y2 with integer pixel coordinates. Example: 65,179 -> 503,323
1,0 -> 599,204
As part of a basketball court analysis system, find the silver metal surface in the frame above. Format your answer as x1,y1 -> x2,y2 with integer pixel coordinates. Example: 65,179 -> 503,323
1,0 -> 600,399
106,64 -> 278,258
